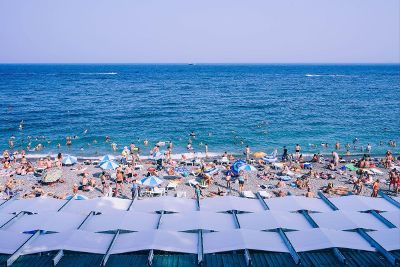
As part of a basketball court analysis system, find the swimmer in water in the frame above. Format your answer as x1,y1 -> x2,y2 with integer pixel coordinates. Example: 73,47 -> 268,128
144,139 -> 148,146
83,129 -> 88,134
19,120 -> 24,130
190,131 -> 196,138
111,142 -> 117,151
105,136 -> 110,142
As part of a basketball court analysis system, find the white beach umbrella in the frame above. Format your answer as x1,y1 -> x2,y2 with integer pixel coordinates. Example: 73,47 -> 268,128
62,155 -> 78,165
100,160 -> 119,170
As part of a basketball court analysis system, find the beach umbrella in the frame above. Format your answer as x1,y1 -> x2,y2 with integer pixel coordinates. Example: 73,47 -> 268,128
62,155 -> 77,165
65,194 -> 88,200
42,169 -> 62,183
253,152 -> 266,158
100,155 -> 115,164
139,176 -> 163,187
175,166 -> 189,174
238,164 -> 257,172
100,160 -> 119,170
231,160 -> 246,175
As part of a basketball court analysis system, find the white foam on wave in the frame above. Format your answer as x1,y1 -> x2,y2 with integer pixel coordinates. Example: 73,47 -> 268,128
79,72 -> 118,75
305,74 -> 350,77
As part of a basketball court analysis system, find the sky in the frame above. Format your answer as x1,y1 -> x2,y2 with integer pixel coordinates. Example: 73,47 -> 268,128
0,0 -> 399,63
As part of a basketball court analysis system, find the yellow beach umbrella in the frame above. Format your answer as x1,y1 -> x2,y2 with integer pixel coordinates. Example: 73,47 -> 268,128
253,152 -> 266,158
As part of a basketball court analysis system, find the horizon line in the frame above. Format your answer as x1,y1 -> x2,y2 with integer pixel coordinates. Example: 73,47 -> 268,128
0,62 -> 399,65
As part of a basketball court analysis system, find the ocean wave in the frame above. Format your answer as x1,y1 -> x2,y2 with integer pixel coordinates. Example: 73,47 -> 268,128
305,74 -> 350,77
79,72 -> 118,75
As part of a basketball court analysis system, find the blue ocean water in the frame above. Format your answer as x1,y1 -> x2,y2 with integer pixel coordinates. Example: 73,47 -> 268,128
0,64 -> 399,157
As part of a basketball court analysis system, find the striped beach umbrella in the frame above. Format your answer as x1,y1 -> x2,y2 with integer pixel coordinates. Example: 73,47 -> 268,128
139,176 -> 163,187
238,164 -> 257,172
62,155 -> 78,165
100,155 -> 115,164
175,166 -> 189,174
100,160 -> 119,170
231,160 -> 246,175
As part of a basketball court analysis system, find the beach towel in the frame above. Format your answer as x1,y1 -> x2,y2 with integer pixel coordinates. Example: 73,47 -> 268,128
345,164 -> 358,171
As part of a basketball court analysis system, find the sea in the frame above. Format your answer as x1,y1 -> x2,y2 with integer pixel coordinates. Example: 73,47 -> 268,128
0,64 -> 399,158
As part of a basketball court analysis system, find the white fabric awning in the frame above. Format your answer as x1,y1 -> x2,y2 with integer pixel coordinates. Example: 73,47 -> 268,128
380,211 -> 400,228
111,230 -> 197,254
0,198 -> 66,214
62,198 -> 131,214
0,230 -> 30,254
287,228 -> 374,252
310,211 -> 389,230
203,229 -> 288,254
81,211 -> 159,232
237,211 -> 313,231
0,213 -> 15,227
160,211 -> 236,231
329,196 -> 397,212
7,212 -> 87,233
132,196 -> 197,213
264,196 -> 331,212
23,230 -> 114,254
368,229 -> 400,251
200,196 -> 264,212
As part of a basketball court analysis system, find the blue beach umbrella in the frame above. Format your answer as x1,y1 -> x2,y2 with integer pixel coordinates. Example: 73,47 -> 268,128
139,176 -> 163,187
238,164 -> 257,172
231,160 -> 246,175
62,155 -> 78,165
100,160 -> 119,170
100,155 -> 115,164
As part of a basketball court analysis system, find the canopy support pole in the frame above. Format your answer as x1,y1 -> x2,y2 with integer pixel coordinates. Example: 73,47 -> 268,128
298,210 -> 346,264
255,192 -> 269,210
317,191 -> 338,211
57,194 -> 76,212
101,229 -> 120,266
356,228 -> 396,266
148,210 -> 164,266
7,230 -> 42,266
197,229 -> 204,264
378,190 -> 400,209
53,211 -> 96,266
231,210 -> 252,266
0,196 -> 14,210
369,210 -> 396,228
0,211 -> 30,229
277,228 -> 300,265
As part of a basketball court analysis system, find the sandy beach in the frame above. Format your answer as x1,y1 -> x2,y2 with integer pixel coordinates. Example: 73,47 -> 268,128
1,150 -> 398,201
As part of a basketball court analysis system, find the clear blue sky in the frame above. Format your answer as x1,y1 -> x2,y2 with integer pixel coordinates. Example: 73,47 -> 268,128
0,0 -> 399,63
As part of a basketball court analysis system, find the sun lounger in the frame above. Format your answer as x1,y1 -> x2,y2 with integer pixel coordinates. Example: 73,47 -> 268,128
370,168 -> 384,175
241,191 -> 256,198
152,188 -> 165,196
258,191 -> 272,199
166,183 -> 177,190
187,179 -> 199,187
272,163 -> 283,169
199,180 -> 208,189
176,191 -> 187,198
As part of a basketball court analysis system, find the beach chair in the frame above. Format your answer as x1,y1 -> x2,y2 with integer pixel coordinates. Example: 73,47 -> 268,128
258,191 -> 272,199
199,179 -> 208,189
166,182 -> 177,190
152,187 -> 165,196
134,164 -> 144,171
187,179 -> 199,187
241,191 -> 256,198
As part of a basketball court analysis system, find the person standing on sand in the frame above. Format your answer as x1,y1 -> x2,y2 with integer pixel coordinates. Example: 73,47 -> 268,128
332,151 -> 339,166
244,145 -> 250,162
371,179 -> 379,197
238,171 -> 245,192
295,144 -> 301,159
282,146 -> 288,161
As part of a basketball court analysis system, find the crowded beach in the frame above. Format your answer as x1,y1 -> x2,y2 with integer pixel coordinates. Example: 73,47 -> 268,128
1,136 -> 399,201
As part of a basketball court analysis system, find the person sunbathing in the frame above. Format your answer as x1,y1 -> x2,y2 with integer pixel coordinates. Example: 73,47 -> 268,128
276,181 -> 286,188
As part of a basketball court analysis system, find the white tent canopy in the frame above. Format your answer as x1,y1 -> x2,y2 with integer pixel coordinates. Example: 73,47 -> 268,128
203,229 -> 288,254
81,211 -> 159,232
329,195 -> 398,212
0,231 -> 30,254
237,211 -> 313,231
111,230 -> 198,254
160,211 -> 236,231
0,213 -> 15,227
200,196 -> 264,213
368,229 -> 400,251
287,228 -> 374,252
132,196 -> 197,213
310,211 -> 389,231
0,198 -> 66,214
6,212 -> 87,233
62,198 -> 131,214
264,196 -> 331,212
